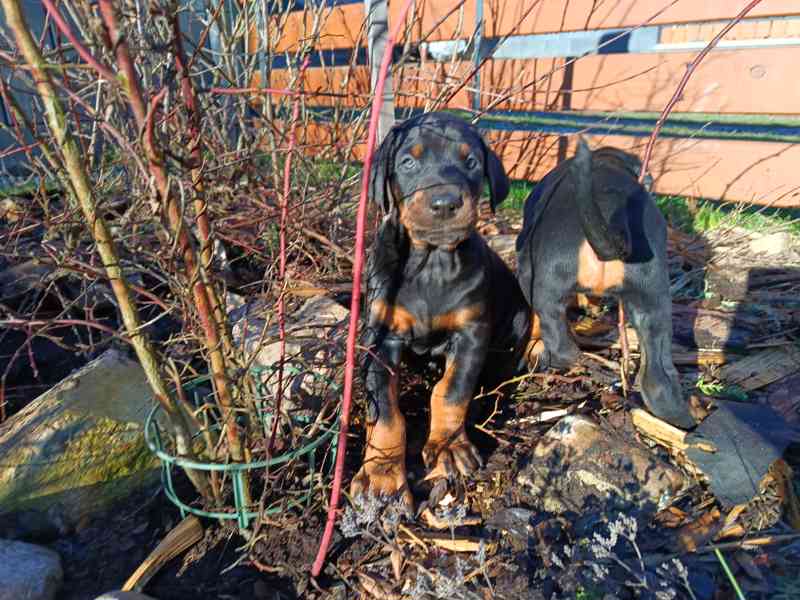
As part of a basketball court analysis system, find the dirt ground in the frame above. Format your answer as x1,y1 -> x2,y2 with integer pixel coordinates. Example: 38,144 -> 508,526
4,212 -> 800,600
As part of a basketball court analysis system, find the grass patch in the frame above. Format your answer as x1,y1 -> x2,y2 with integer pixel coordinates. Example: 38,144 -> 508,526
503,180 -> 534,212
499,178 -> 800,240
655,195 -> 800,236
0,178 -> 60,198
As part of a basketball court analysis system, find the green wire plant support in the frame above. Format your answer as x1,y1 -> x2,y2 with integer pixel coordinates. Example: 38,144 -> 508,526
144,370 -> 340,529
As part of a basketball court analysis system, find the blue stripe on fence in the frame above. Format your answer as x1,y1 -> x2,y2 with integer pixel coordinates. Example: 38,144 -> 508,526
291,106 -> 800,143
276,0 -> 361,11
271,45 -> 412,69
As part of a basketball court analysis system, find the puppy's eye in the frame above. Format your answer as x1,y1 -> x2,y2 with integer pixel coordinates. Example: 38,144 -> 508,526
399,155 -> 417,171
465,155 -> 479,170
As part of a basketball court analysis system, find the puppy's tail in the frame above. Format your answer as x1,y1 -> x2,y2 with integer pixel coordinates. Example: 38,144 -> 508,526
572,137 -> 632,261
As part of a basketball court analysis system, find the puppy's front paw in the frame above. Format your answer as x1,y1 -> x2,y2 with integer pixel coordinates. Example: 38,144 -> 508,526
422,432 -> 483,481
350,457 -> 413,510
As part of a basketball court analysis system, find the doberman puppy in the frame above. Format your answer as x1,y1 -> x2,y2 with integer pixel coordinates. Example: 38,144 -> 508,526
351,112 -> 531,506
516,139 -> 694,429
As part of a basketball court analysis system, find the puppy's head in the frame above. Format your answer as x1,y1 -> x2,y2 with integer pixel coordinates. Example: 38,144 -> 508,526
593,146 -> 654,192
369,112 -> 509,250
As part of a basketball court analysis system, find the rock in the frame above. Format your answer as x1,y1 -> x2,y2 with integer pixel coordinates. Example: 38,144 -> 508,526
0,508 -> 68,543
0,348 -> 160,526
228,294 -> 348,417
94,593 -> 158,600
517,415 -> 686,516
0,259 -> 55,302
748,231 -> 792,257
0,539 -> 63,600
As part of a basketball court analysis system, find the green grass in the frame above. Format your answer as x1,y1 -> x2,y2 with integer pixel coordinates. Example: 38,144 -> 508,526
499,179 -> 800,240
0,178 -> 60,198
504,180 -> 534,212
655,195 -> 800,236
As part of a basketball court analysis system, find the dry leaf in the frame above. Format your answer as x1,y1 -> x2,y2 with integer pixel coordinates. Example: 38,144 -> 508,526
357,572 -> 401,600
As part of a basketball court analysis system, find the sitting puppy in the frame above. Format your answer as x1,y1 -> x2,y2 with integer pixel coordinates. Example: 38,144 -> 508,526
352,112 -> 531,506
516,139 -> 694,429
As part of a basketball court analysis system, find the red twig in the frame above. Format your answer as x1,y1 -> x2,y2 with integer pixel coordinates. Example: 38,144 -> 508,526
144,88 -> 168,166
310,0 -> 417,579
269,55 -> 311,453
40,0 -> 117,83
639,0 -> 764,183
208,86 -> 351,99
0,141 -> 40,159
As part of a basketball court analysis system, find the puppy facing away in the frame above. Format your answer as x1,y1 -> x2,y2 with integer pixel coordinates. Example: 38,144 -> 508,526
515,139 -> 694,429
352,112 -> 532,505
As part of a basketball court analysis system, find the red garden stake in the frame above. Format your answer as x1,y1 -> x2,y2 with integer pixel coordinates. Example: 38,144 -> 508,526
311,0 -> 416,579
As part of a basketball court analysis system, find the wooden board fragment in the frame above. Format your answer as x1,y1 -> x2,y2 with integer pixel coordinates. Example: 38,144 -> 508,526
719,345 -> 800,391
630,408 -> 717,453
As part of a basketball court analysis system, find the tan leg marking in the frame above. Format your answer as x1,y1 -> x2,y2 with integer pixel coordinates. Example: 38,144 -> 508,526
350,373 -> 412,507
370,299 -> 416,335
432,304 -> 484,331
576,239 -> 625,295
423,362 -> 482,480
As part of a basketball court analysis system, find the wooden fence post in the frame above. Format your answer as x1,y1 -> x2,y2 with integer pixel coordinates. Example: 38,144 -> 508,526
365,0 -> 395,143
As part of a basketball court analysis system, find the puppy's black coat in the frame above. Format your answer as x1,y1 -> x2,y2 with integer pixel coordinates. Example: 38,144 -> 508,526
352,112 -> 531,504
516,140 -> 693,429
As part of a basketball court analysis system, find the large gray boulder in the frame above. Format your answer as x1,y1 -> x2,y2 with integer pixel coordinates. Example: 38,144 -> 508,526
0,348 -> 160,526
0,539 -> 63,600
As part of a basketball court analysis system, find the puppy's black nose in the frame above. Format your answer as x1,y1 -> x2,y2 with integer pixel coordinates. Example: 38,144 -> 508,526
429,194 -> 463,217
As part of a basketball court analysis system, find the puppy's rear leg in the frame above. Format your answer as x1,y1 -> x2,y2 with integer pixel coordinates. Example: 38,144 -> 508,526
533,283 -> 580,370
624,291 -> 694,429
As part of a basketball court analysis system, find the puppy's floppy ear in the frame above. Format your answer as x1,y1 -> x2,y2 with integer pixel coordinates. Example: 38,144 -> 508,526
368,127 -> 399,214
483,142 -> 510,212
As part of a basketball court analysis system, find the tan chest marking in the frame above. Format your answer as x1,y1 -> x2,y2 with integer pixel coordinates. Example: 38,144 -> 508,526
432,304 -> 483,331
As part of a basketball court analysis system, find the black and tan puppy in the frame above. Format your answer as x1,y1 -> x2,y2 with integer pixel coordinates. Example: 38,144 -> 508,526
352,112 -> 531,505
516,139 -> 694,429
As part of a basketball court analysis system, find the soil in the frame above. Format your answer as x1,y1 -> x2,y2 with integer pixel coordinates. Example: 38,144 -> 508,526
3,212 -> 799,599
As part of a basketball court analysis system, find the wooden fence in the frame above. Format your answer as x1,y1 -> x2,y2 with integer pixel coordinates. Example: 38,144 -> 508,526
252,0 -> 800,207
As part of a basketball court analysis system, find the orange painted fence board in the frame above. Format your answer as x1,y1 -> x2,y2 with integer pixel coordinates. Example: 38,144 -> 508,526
246,0 -> 800,206
264,44 -> 800,115
482,0 -> 800,37
484,131 -> 800,207
262,1 -> 800,53
481,46 -> 800,114
406,0 -> 800,41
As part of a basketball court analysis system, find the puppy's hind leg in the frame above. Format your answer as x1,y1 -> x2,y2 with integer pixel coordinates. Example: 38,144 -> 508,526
624,290 -> 694,429
532,282 -> 581,371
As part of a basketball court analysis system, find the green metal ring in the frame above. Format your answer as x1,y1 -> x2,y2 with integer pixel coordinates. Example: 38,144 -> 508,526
144,374 -> 339,528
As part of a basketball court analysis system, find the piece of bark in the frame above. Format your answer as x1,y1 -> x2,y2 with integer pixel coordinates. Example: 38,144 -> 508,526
673,508 -> 723,552
122,516 -> 203,591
